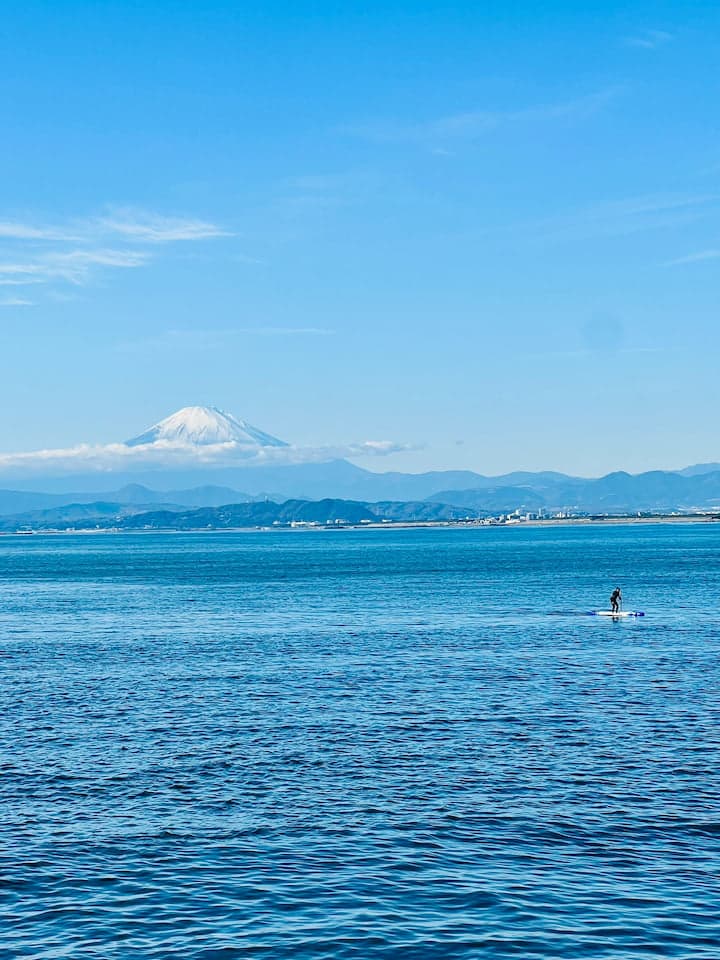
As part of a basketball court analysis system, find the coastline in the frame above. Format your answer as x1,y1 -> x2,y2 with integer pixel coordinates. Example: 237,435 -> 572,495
5,513 -> 720,536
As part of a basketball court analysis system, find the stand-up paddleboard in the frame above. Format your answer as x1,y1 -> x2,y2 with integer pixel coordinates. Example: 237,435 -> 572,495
591,610 -> 645,617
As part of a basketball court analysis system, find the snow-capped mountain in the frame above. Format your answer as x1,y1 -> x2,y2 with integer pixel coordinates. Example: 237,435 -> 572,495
125,406 -> 288,448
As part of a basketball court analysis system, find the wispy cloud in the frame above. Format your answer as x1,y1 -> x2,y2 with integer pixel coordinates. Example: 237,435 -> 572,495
527,192 -> 720,243
0,222 -> 80,241
273,170 -> 379,225
0,207 -> 229,296
0,248 -> 149,285
527,345 -> 666,360
235,327 -> 334,336
665,248 -> 720,266
623,29 -> 673,50
0,296 -> 35,307
116,327 -> 336,353
48,248 -> 149,277
0,210 -> 230,246
96,210 -> 231,243
342,89 -> 618,146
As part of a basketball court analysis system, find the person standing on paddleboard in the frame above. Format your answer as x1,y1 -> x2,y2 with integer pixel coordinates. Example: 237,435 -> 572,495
610,587 -> 622,613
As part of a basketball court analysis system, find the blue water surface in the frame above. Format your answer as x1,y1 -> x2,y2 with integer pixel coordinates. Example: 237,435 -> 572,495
1,524 -> 719,958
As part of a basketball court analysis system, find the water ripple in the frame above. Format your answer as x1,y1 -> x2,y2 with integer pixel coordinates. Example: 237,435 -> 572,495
1,526 -> 719,957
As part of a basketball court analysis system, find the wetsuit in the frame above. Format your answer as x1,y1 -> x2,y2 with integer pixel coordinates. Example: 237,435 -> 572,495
610,589 -> 621,613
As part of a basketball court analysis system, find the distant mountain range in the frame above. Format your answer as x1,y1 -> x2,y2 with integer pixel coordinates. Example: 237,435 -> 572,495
0,498 -> 481,532
428,469 -> 720,514
2,466 -> 720,532
0,483 -> 253,517
2,405 -> 720,524
3,464 -> 720,527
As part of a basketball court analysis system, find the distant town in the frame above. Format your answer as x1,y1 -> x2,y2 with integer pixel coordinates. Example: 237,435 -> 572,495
5,504 -> 720,535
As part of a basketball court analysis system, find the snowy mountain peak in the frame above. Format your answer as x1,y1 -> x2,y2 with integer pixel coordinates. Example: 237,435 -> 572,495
125,406 -> 288,448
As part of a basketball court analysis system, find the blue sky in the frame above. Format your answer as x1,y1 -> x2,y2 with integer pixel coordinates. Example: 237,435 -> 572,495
1,1 -> 718,476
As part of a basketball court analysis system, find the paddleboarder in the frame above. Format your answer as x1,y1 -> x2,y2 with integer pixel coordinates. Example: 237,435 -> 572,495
610,587 -> 622,614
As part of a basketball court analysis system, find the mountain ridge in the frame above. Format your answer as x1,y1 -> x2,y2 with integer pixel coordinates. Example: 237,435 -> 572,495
429,468 -> 720,514
3,405 -> 716,509
0,498 -> 483,531
4,463 -> 720,515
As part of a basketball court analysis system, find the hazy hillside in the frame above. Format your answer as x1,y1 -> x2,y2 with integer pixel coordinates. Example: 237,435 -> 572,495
4,462 -> 720,519
430,470 -> 720,514
0,498 -> 484,531
0,484 -> 252,516
0,501 -> 185,532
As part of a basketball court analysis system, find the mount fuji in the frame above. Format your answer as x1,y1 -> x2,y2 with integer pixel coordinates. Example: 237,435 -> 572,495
125,406 -> 288,449
4,404 -> 720,514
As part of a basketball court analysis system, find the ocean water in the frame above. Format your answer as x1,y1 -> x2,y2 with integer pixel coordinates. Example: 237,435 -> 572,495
1,524 -> 719,959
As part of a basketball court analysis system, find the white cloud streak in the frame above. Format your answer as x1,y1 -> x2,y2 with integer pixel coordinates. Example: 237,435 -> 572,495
0,222 -> 80,241
665,248 -> 720,266
0,297 -> 35,307
342,89 -> 619,145
526,192 -> 720,243
116,327 -> 336,353
237,327 -> 334,336
0,210 -> 230,245
0,438 -> 415,475
0,207 -> 229,293
623,29 -> 673,50
96,210 -> 231,243
0,249 -> 149,285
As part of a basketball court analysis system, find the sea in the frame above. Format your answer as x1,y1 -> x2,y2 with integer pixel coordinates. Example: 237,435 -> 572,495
1,524 -> 719,959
